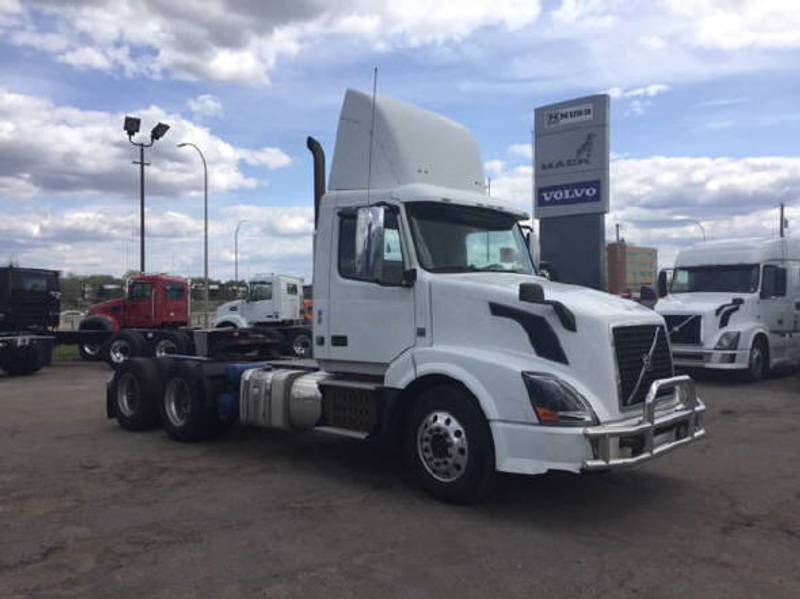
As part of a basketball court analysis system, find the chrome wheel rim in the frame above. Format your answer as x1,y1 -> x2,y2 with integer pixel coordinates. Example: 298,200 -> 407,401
82,343 -> 101,357
292,334 -> 312,358
109,339 -> 131,364
164,378 -> 191,428
417,410 -> 468,483
116,372 -> 139,418
154,338 -> 178,357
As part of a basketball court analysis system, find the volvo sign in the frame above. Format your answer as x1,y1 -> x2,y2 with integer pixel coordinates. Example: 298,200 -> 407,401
534,95 -> 609,218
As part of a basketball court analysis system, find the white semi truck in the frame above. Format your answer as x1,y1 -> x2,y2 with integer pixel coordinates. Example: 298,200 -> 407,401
656,237 -> 800,381
106,90 -> 705,503
213,273 -> 312,357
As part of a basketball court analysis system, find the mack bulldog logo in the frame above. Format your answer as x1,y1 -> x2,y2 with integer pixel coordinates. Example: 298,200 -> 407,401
537,180 -> 601,207
541,132 -> 596,171
544,103 -> 593,128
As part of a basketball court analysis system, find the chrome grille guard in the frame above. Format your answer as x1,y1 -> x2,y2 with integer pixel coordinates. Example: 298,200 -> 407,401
583,375 -> 706,470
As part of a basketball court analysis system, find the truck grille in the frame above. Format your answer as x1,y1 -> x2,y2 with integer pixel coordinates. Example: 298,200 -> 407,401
662,314 -> 701,345
613,324 -> 674,407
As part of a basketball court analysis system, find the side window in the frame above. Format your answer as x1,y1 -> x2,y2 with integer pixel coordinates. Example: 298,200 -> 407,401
286,283 -> 298,296
338,210 -> 406,285
762,265 -> 787,298
165,284 -> 186,300
128,282 -> 153,301
250,283 -> 273,301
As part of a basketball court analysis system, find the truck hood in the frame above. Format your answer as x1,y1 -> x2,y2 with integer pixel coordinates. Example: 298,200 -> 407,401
656,292 -> 749,316
437,272 -> 654,324
427,273 -> 666,421
214,299 -> 243,321
88,297 -> 123,316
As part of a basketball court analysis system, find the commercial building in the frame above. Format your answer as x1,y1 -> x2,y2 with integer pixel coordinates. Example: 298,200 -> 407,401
607,242 -> 658,295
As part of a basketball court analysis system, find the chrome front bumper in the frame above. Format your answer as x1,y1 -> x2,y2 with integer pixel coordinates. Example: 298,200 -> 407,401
583,375 -> 706,471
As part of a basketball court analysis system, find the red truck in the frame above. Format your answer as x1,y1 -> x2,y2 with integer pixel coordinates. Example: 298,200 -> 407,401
78,274 -> 194,364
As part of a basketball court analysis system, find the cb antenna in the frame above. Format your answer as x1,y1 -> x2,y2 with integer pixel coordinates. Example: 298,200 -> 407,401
366,66 -> 378,206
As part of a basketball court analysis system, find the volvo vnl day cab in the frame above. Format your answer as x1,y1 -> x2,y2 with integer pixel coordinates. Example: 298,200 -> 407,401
656,237 -> 800,381
107,89 -> 705,503
213,273 -> 312,357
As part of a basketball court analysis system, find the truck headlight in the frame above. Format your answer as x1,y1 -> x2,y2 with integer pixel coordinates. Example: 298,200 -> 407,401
714,331 -> 740,350
522,372 -> 597,426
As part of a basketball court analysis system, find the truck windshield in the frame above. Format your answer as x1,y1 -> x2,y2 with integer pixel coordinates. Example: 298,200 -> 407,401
405,202 -> 533,274
670,265 -> 759,293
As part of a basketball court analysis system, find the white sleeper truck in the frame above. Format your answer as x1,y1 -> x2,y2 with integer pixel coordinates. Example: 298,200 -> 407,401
106,90 -> 705,503
213,273 -> 311,357
656,237 -> 800,381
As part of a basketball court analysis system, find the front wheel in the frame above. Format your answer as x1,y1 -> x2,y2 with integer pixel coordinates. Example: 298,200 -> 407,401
406,385 -> 496,504
741,337 -> 769,382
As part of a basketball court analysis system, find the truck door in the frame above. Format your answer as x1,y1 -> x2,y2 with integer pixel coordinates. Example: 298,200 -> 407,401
760,263 -> 791,363
163,282 -> 189,326
788,266 -> 800,363
124,280 -> 155,328
327,206 -> 415,365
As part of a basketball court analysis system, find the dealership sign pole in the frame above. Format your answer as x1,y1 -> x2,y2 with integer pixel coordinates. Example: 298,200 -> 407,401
534,94 -> 610,289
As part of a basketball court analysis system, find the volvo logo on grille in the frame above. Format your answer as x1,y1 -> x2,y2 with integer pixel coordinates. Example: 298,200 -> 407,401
641,353 -> 653,372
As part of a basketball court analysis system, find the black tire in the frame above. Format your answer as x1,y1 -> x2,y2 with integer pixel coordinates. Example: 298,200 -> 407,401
741,336 -> 769,382
3,346 -> 42,376
151,331 -> 192,357
161,361 -> 218,442
106,330 -> 146,369
406,385 -> 496,504
78,317 -> 112,361
109,358 -> 165,431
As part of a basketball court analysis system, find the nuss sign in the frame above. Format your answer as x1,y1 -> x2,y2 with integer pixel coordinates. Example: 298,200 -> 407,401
534,94 -> 609,218
537,180 -> 601,208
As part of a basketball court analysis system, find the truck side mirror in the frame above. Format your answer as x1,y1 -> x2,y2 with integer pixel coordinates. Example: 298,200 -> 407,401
538,261 -> 557,282
657,270 -> 668,298
354,206 -> 386,282
640,285 -> 658,306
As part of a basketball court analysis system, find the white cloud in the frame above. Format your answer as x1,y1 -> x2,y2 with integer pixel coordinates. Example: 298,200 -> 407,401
187,94 -> 224,118
665,0 -> 800,50
508,143 -> 533,160
1,1 -> 543,84
0,87 -> 291,200
606,84 -> 670,99
0,204 -> 314,278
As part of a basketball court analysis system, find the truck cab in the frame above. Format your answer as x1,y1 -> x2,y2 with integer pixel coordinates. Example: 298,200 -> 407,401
0,266 -> 59,376
656,238 -> 800,380
85,274 -> 190,332
0,266 -> 60,333
213,274 -> 303,329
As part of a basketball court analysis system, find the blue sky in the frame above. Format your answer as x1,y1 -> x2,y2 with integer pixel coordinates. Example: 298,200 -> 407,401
1,0 -> 799,280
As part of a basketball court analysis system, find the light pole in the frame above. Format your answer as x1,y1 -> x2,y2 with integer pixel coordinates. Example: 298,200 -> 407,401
177,142 -> 209,326
124,117 -> 170,273
234,219 -> 249,283
691,219 -> 706,241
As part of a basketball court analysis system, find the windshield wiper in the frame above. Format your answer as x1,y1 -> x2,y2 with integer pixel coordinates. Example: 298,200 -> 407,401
428,265 -> 527,274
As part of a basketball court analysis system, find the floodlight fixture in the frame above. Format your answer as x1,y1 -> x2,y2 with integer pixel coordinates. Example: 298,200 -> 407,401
123,116 -> 141,137
150,122 -> 170,141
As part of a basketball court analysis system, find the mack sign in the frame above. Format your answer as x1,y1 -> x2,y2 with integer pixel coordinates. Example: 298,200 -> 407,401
534,94 -> 610,218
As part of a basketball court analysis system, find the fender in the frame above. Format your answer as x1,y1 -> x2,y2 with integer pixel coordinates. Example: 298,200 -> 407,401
212,315 -> 248,329
385,346 -> 518,422
80,314 -> 119,333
